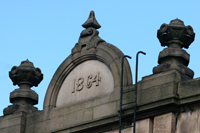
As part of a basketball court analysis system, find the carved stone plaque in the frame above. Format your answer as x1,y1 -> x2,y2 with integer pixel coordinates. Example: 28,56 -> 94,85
56,60 -> 114,107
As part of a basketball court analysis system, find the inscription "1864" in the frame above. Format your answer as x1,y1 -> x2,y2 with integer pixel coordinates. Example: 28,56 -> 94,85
72,72 -> 101,93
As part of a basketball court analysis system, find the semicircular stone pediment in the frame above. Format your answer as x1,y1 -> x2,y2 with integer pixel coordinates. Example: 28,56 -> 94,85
56,60 -> 114,107
43,11 -> 132,110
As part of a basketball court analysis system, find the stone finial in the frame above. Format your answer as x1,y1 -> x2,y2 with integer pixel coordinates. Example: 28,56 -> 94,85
72,11 -> 105,54
9,59 -> 43,87
3,60 -> 43,115
82,11 -> 101,29
153,19 -> 195,79
157,18 -> 195,49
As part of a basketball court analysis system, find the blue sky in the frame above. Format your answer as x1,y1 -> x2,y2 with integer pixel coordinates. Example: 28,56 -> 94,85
1,1 -> 200,116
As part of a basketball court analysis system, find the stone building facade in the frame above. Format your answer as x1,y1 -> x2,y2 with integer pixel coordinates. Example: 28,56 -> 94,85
0,11 -> 200,133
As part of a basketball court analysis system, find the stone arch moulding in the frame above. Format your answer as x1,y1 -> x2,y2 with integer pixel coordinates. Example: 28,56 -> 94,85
43,11 -> 132,110
43,43 -> 132,110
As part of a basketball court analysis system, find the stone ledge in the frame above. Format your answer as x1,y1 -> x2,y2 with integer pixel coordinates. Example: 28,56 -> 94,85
0,112 -> 26,128
51,114 -> 119,133
141,69 -> 181,90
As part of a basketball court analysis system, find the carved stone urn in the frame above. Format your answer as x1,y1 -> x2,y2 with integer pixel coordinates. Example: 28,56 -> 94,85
3,60 -> 43,115
153,19 -> 195,80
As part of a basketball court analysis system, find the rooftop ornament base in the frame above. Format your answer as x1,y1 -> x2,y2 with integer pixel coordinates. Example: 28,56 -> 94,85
153,19 -> 195,79
4,60 -> 43,115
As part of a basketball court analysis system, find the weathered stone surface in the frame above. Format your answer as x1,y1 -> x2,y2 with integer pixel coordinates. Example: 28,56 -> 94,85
0,125 -> 25,133
9,59 -> 43,87
153,112 -> 176,133
52,103 -> 85,118
136,118 -> 153,133
56,60 -> 114,107
157,19 -> 195,49
0,112 -> 26,133
4,60 -> 43,116
158,48 -> 189,66
10,88 -> 38,104
72,11 -> 104,54
176,110 -> 198,133
154,19 -> 195,78
110,86 -> 120,102
44,11 -> 132,110
198,109 -> 200,132
64,108 -> 93,127
138,82 -> 178,105
84,95 -> 110,109
0,115 -> 24,129
26,116 -> 64,133
141,69 -> 181,90
93,102 -> 117,119
82,10 -> 101,29
104,128 -> 132,133
137,70 -> 180,107
178,77 -> 200,104
3,12 -> 200,133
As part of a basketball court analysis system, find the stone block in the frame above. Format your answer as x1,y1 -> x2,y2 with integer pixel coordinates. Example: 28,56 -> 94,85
26,111 -> 46,125
103,128 -> 132,133
84,95 -> 110,109
141,69 -> 181,90
26,116 -> 64,133
52,103 -> 85,118
93,102 -> 117,120
153,112 -> 176,133
64,102 -> 85,114
0,125 -> 24,133
52,107 -> 66,118
178,77 -> 200,104
138,82 -> 178,106
0,112 -> 26,129
176,110 -> 198,133
48,116 -> 64,132
110,86 -> 120,102
0,116 -> 22,129
64,108 -> 93,127
136,118 -> 153,133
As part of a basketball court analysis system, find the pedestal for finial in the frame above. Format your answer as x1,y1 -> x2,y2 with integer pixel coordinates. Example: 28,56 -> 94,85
153,19 -> 195,79
3,60 -> 43,115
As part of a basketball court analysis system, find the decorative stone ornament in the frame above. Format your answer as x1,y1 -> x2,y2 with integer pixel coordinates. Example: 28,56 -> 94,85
3,60 -> 43,115
154,19 -> 195,79
44,11 -> 132,110
82,10 -> 101,29
9,59 -> 43,87
157,18 -> 195,49
72,11 -> 105,54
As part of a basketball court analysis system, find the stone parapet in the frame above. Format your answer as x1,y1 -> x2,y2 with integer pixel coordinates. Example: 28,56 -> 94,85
0,112 -> 26,133
178,77 -> 200,105
1,11 -> 200,133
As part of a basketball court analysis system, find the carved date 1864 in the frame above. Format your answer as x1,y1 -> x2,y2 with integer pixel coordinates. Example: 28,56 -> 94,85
72,72 -> 101,93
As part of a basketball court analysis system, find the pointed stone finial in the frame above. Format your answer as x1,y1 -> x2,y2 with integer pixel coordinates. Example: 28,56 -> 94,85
72,11 -> 105,54
82,11 -> 101,29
